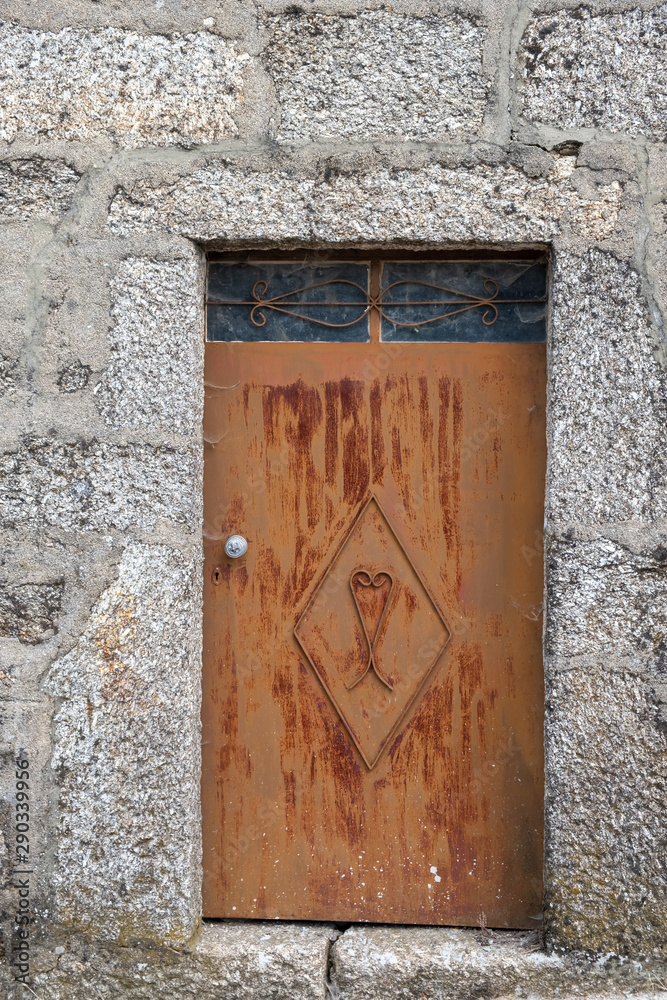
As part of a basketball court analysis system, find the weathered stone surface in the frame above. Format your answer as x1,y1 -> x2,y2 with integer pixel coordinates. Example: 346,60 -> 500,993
46,543 -> 202,946
548,249 -> 667,525
107,156 -> 622,244
649,144 -> 667,200
0,158 -> 80,220
97,256 -> 204,435
0,580 -> 64,644
0,437 -> 200,532
0,0 -> 665,975
544,664 -> 667,958
194,922 -> 335,1000
520,7 -> 667,139
648,188 -> 667,345
0,694 -> 54,986
331,925 -> 667,999
0,921 -> 337,1000
57,360 -> 91,393
0,24 -> 250,147
0,229 -> 40,383
264,11 -> 488,142
2,922 -> 667,1000
0,354 -> 17,394
547,536 -> 667,658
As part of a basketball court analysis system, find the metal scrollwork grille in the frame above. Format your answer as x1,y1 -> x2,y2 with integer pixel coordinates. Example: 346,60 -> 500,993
209,276 -> 545,329
206,260 -> 547,343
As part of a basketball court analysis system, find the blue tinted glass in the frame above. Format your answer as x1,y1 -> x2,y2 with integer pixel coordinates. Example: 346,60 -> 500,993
207,262 -> 370,342
379,261 -> 547,342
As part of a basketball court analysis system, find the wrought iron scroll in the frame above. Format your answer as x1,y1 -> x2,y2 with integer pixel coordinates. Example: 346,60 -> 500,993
207,277 -> 547,330
348,569 -> 395,692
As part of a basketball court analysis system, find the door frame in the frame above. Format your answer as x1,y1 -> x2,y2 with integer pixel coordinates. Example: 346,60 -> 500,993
200,244 -> 550,926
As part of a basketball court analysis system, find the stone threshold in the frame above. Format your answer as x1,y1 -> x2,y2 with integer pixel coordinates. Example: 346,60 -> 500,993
6,922 -> 667,1000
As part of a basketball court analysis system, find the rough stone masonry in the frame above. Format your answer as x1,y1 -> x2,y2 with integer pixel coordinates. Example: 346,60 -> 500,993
0,1 -> 666,998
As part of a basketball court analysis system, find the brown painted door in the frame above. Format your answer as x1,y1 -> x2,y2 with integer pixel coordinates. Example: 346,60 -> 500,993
202,261 -> 546,927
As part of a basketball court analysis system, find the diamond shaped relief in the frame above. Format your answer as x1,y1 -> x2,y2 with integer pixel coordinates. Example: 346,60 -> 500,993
294,496 -> 451,768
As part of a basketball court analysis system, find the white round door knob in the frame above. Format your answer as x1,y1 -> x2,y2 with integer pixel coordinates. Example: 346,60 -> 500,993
224,535 -> 248,559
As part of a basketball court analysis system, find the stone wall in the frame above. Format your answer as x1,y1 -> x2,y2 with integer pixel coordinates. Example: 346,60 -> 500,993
0,0 -> 666,995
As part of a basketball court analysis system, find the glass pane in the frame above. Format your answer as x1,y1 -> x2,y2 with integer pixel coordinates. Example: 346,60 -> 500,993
207,262 -> 371,342
379,261 -> 547,342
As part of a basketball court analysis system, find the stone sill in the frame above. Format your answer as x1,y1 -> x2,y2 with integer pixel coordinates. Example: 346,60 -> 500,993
198,921 -> 667,999
5,921 -> 667,999
323,924 -> 667,999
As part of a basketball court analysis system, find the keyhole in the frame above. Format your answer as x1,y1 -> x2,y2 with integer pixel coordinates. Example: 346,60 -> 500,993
212,566 -> 223,586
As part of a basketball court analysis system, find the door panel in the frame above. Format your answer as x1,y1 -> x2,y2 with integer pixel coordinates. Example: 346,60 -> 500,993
202,340 -> 545,926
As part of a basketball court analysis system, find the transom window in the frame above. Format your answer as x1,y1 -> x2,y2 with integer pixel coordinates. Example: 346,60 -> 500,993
206,253 -> 547,343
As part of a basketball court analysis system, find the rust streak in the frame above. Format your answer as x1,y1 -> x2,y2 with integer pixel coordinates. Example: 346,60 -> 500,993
369,379 -> 385,485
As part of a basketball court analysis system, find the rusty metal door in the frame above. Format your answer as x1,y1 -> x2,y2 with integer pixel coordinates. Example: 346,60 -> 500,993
202,256 -> 546,927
